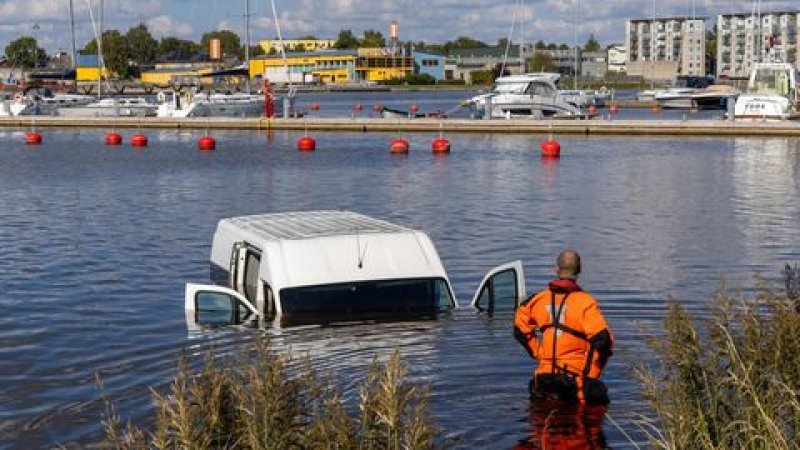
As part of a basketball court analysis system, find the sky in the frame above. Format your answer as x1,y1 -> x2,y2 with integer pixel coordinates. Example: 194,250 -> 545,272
0,0 -> 798,54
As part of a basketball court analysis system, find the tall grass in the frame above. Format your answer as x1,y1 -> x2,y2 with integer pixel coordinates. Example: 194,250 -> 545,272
101,338 -> 436,449
636,265 -> 800,449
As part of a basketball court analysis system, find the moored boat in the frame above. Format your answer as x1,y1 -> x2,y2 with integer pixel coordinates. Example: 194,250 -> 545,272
734,63 -> 800,121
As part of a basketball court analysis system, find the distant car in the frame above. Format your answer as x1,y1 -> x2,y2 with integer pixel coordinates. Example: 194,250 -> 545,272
186,211 -> 524,330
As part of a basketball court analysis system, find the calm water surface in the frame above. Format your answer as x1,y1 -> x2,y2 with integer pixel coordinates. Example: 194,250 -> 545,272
1,127 -> 799,448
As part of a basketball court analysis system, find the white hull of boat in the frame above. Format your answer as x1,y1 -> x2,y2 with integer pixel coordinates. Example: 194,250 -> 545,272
734,94 -> 797,121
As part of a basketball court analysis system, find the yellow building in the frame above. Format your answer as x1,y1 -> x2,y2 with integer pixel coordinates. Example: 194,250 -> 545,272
355,56 -> 412,81
140,62 -> 227,86
75,54 -> 110,81
250,51 -> 357,84
249,49 -> 413,84
259,39 -> 337,54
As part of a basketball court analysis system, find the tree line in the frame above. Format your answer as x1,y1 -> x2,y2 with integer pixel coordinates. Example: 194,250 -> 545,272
4,23 -> 607,77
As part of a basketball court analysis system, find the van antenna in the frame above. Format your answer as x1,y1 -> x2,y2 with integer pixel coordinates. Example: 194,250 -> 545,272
355,226 -> 368,269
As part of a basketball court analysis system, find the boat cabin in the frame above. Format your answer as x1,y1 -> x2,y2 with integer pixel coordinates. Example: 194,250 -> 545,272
747,63 -> 797,101
185,211 -> 525,329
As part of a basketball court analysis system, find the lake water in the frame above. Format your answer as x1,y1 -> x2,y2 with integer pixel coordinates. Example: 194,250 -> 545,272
1,126 -> 799,448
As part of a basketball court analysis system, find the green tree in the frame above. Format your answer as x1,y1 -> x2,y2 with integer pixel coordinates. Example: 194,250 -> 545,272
126,23 -> 157,66
497,37 -> 510,48
535,40 -> 546,50
558,43 -> 570,51
529,52 -> 555,72
360,30 -> 386,48
157,37 -> 201,60
297,35 -> 317,40
249,45 -> 265,58
584,33 -> 601,52
546,43 -> 557,50
4,36 -> 46,68
334,29 -> 359,49
201,30 -> 242,59
83,30 -> 131,78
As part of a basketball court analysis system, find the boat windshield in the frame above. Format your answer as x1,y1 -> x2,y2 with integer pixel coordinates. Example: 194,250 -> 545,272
751,69 -> 792,96
494,82 -> 530,94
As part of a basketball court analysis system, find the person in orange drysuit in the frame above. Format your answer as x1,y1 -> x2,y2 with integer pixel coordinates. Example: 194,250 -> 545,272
514,249 -> 613,405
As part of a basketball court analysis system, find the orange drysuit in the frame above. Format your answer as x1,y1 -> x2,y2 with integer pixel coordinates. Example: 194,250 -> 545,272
514,278 -> 613,400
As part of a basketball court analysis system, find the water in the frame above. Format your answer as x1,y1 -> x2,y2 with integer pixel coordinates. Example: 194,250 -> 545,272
1,126 -> 799,448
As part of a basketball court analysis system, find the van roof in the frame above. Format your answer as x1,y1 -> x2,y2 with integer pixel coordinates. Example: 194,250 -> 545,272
224,210 -> 411,241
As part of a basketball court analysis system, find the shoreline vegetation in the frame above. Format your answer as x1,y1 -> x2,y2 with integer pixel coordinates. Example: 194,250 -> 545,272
99,267 -> 800,449
636,265 -> 800,449
100,343 -> 436,449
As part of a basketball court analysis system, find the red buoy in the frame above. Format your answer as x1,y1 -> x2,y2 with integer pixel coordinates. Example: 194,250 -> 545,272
373,104 -> 383,113
198,135 -> 216,151
389,138 -> 410,154
609,104 -> 619,115
431,137 -> 451,154
409,104 -> 419,113
309,103 -> 320,111
105,131 -> 122,145
25,131 -> 42,145
588,104 -> 597,115
651,105 -> 662,114
131,133 -> 148,147
353,103 -> 363,112
540,139 -> 561,158
297,135 -> 316,152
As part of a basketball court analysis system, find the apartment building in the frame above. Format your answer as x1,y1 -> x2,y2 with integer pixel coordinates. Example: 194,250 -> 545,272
626,17 -> 706,81
717,11 -> 800,79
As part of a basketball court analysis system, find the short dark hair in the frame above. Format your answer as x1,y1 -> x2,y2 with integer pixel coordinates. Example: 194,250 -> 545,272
557,249 -> 581,279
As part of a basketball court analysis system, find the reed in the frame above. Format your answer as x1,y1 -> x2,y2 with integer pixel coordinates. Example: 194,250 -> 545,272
102,339 -> 436,449
636,265 -> 800,449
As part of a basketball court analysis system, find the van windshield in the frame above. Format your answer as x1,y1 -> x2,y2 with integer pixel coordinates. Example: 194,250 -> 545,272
280,278 -> 453,315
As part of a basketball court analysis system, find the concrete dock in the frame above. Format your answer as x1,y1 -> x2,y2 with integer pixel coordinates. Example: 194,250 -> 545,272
1,116 -> 799,137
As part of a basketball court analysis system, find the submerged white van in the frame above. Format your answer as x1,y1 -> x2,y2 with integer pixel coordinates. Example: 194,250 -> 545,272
186,211 -> 525,328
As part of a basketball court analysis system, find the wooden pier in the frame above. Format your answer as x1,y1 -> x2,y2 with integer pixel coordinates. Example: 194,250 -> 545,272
1,116 -> 799,137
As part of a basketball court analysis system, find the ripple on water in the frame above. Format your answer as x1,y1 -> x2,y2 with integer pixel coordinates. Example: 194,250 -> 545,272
0,128 -> 798,447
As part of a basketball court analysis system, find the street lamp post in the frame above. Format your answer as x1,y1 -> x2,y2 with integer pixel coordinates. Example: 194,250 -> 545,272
32,23 -> 40,69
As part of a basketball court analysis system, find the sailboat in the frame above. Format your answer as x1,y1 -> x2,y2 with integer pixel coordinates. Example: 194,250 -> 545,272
157,0 -> 296,118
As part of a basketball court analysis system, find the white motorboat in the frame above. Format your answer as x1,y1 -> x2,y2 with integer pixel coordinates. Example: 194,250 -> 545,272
558,89 -> 610,108
56,97 -> 158,117
468,73 -> 584,119
734,63 -> 800,121
7,92 -> 96,116
655,85 -> 738,110
156,90 -> 296,118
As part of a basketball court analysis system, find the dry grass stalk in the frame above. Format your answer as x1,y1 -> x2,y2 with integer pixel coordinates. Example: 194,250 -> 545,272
101,338 -> 437,449
635,269 -> 800,449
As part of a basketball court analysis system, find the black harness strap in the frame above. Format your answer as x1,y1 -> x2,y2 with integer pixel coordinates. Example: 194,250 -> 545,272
540,323 -> 588,341
549,291 -> 569,374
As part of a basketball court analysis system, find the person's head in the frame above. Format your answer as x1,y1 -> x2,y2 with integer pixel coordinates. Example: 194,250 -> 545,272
556,249 -> 581,280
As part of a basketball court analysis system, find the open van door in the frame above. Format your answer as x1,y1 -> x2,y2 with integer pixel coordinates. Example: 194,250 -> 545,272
470,261 -> 526,315
185,283 -> 260,330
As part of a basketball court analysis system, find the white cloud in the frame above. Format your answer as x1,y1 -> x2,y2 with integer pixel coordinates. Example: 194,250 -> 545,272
0,0 -> 798,53
147,15 -> 194,39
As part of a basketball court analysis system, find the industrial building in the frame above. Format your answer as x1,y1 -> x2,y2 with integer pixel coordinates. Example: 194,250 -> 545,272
412,51 -> 445,80
75,54 -> 110,81
140,60 -> 229,86
607,44 -> 627,73
249,49 -> 416,84
717,10 -> 800,79
626,16 -> 706,81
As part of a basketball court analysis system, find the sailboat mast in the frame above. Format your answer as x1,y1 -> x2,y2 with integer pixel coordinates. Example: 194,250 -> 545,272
269,0 -> 291,89
244,0 -> 251,93
573,0 -> 579,89
69,0 -> 77,70
650,0 -> 655,89
519,0 -> 524,72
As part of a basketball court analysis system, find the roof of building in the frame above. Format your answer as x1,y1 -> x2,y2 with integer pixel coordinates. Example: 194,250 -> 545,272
75,54 -> 99,68
253,50 -> 358,60
450,46 -> 520,58
412,50 -> 444,58
629,16 -> 708,23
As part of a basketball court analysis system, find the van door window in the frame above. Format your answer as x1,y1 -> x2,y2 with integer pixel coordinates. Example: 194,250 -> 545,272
471,261 -> 526,315
195,291 -> 254,326
244,251 -> 260,302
